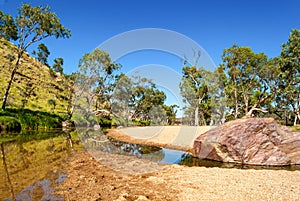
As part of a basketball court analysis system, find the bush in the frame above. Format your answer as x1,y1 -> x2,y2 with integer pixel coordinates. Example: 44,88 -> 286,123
71,113 -> 87,127
0,108 -> 63,130
290,125 -> 300,132
0,116 -> 21,133
139,120 -> 151,126
112,117 -> 126,127
98,117 -> 112,128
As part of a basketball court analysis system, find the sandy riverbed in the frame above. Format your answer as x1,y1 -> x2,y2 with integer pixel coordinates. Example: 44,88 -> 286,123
55,127 -> 300,201
107,126 -> 212,153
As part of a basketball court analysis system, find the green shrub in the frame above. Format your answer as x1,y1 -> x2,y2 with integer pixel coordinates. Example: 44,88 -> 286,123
139,120 -> 150,126
0,116 -> 21,133
112,117 -> 126,127
1,108 -> 63,130
98,117 -> 112,128
290,125 -> 300,132
71,113 -> 87,127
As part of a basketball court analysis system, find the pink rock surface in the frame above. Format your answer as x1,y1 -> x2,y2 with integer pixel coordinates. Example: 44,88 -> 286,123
193,118 -> 300,166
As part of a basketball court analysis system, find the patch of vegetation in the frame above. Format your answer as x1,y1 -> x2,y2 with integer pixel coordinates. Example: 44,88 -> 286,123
0,108 -> 63,130
111,117 -> 151,127
0,116 -> 21,133
98,117 -> 112,128
290,125 -> 300,132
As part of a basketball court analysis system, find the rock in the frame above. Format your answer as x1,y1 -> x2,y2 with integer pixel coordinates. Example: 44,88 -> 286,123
114,193 -> 128,201
135,195 -> 150,201
193,118 -> 300,166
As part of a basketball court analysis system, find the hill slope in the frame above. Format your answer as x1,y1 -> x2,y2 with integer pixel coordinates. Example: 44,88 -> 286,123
0,38 -> 71,114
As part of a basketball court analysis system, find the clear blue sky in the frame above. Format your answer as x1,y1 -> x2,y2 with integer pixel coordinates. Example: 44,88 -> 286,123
1,0 -> 300,74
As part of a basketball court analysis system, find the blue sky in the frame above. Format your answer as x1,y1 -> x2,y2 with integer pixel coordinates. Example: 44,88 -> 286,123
1,0 -> 300,113
1,0 -> 300,74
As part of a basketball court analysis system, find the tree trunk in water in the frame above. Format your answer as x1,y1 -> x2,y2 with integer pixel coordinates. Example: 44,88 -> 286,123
2,55 -> 21,110
1,143 -> 16,201
194,105 -> 199,126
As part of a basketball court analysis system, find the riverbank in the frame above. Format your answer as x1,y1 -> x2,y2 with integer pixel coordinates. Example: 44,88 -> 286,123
107,126 -> 212,154
56,150 -> 300,201
0,108 -> 64,132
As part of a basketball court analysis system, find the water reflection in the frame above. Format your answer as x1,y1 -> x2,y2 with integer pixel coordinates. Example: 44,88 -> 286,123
178,153 -> 300,171
82,132 -> 165,162
0,142 -> 16,201
0,130 -> 81,201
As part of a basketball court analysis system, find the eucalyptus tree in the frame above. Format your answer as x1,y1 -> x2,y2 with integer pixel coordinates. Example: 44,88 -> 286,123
52,57 -> 64,74
111,73 -> 133,125
32,43 -> 50,66
163,104 -> 179,125
129,76 -> 166,121
1,4 -> 71,110
180,66 -> 210,126
72,48 -> 120,121
222,44 -> 279,118
112,75 -> 168,124
279,29 -> 300,125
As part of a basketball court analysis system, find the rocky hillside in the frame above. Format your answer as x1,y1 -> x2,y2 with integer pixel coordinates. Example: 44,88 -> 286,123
0,38 -> 71,114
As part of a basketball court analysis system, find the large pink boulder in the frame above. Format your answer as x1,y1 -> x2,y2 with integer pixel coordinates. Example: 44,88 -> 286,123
193,118 -> 300,166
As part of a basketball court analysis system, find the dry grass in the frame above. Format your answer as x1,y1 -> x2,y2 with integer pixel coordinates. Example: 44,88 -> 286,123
0,38 -> 70,114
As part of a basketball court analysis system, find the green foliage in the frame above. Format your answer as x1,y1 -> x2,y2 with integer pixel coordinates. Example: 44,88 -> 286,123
112,117 -> 127,127
97,117 -> 112,128
290,125 -> 300,132
72,49 -> 120,120
0,108 -> 63,130
0,116 -> 21,133
48,67 -> 56,77
32,43 -> 50,66
278,29 -> 300,125
71,113 -> 87,127
139,120 -> 151,126
222,44 -> 279,118
112,75 -> 168,124
15,4 -> 71,47
164,104 -> 179,125
52,57 -> 64,74
47,99 -> 56,110
0,10 -> 18,41
180,66 -> 211,125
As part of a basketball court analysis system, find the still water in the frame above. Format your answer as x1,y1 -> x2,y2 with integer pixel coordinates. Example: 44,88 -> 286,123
1,130 -> 300,200
0,130 -> 81,201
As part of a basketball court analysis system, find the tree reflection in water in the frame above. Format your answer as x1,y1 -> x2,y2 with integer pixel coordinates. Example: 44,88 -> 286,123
0,130 -> 80,201
81,130 -> 165,162
1,142 -> 16,201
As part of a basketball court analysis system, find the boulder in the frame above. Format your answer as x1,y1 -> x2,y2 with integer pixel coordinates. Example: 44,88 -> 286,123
193,118 -> 300,166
